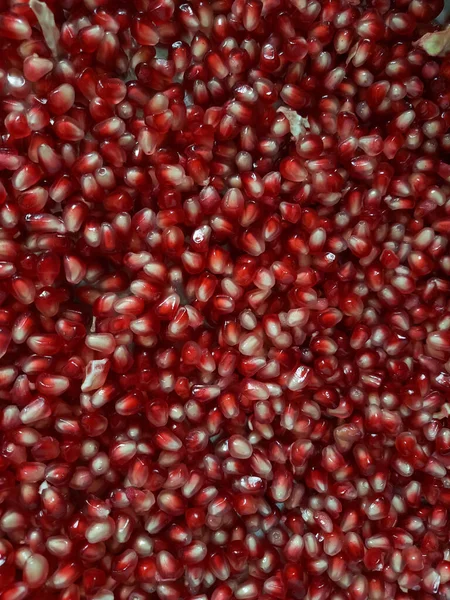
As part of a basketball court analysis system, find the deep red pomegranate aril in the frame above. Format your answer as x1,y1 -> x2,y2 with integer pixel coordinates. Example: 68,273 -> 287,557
0,0 -> 449,598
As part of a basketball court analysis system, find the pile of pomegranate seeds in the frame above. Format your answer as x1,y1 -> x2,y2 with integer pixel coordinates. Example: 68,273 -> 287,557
1,0 -> 450,598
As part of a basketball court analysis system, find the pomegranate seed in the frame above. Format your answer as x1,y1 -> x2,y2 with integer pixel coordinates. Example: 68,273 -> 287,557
0,14 -> 32,40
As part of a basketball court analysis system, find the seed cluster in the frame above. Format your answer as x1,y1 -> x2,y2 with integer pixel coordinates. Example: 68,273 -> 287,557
0,0 -> 450,598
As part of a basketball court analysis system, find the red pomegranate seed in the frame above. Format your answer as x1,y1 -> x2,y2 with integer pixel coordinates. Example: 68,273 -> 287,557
0,14 -> 32,40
